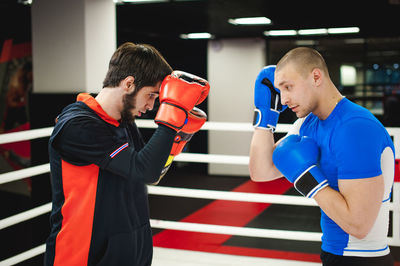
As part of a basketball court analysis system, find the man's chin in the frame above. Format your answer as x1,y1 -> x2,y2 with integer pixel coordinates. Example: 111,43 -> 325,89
296,111 -> 311,118
120,114 -> 136,125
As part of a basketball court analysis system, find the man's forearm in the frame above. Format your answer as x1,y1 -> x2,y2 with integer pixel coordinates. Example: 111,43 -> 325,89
314,183 -> 381,239
249,129 -> 281,181
135,125 -> 176,183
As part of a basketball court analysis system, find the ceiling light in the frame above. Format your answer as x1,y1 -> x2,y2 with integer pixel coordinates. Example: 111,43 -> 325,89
180,32 -> 214,39
328,27 -> 360,34
263,27 -> 361,37
18,0 -> 32,4
228,17 -> 271,25
264,30 -> 297,36
295,40 -> 317,46
298,28 -> 328,35
121,0 -> 169,3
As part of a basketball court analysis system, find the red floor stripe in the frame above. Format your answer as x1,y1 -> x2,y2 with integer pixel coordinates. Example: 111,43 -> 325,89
153,178 -> 319,262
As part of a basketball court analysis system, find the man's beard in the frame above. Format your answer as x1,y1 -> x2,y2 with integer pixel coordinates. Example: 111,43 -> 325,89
120,90 -> 137,125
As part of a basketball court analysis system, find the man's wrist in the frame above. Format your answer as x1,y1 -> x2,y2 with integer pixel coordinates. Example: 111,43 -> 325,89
294,166 -> 329,198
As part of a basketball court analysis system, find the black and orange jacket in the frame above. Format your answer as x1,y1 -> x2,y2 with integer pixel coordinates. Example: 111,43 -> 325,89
45,93 -> 175,266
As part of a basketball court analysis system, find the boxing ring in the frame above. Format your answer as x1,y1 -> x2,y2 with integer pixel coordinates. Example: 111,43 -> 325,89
0,120 -> 399,265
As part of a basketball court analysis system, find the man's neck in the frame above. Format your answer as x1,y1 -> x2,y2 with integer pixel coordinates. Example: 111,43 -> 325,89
315,84 -> 343,120
95,87 -> 123,121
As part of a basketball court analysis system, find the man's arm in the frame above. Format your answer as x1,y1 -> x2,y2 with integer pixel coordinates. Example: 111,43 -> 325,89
249,116 -> 306,182
54,116 -> 176,183
314,175 -> 384,239
315,118 -> 388,238
55,71 -> 210,184
272,118 -> 389,239
249,65 -> 287,182
249,129 -> 282,182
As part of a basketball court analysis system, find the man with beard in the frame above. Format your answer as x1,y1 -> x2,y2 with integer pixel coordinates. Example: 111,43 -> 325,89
45,42 -> 210,266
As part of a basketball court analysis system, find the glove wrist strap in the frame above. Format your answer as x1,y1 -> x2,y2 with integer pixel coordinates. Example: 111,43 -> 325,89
253,108 -> 280,132
294,165 -> 329,198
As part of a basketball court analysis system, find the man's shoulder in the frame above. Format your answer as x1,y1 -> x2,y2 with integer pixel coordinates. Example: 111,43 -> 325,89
337,99 -> 377,123
50,102 -> 111,144
333,101 -> 390,145
56,102 -> 105,128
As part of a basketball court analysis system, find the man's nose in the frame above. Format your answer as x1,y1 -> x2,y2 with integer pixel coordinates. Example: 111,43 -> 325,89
147,99 -> 155,111
280,90 -> 288,106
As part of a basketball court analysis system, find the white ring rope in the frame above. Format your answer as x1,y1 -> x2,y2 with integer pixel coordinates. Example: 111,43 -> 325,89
150,219 -> 322,241
0,164 -> 50,185
0,127 -> 53,145
0,244 -> 46,266
0,188 -> 317,231
1,162 -> 395,210
0,203 -> 52,230
138,119 -> 299,134
1,121 -> 399,157
148,186 -> 317,206
175,153 -> 249,165
0,121 -> 399,265
0,153 -> 248,184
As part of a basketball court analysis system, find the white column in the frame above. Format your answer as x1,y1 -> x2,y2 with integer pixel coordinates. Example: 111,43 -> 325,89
207,38 -> 266,176
31,0 -> 116,94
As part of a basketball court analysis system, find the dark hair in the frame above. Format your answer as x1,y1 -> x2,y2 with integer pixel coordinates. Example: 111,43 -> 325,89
103,42 -> 173,91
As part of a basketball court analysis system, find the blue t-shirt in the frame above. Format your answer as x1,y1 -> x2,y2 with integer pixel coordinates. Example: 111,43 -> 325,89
288,98 -> 395,257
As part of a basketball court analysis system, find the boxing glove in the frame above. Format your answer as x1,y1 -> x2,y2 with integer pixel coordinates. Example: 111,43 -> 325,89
154,107 -> 207,185
272,135 -> 329,198
253,65 -> 287,132
155,71 -> 210,131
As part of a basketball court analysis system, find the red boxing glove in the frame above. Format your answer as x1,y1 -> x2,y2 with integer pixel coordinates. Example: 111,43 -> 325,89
155,71 -> 210,131
155,107 -> 207,184
170,107 -> 207,156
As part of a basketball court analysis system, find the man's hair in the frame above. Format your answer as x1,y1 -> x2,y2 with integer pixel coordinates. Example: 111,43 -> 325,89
103,42 -> 173,90
276,47 -> 329,78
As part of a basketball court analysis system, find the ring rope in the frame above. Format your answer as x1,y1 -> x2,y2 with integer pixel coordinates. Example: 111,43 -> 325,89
0,164 -> 50,185
1,121 -> 399,158
149,219 -> 322,241
0,153 -> 249,185
0,244 -> 46,266
0,122 -> 299,144
147,186 -> 317,206
0,203 -> 52,230
0,127 -> 53,145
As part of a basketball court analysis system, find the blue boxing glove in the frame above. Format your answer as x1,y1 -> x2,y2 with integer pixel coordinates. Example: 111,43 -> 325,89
272,135 -> 329,198
253,65 -> 287,132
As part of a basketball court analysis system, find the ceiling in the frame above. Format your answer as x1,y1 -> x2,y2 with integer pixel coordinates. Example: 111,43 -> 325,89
1,0 -> 399,70
2,0 -> 400,43
116,0 -> 400,41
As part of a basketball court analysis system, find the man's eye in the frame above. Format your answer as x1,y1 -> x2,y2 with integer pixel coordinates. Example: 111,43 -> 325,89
149,93 -> 158,99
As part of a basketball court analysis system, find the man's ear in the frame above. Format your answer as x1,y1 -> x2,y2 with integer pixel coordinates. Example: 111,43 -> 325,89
122,76 -> 135,92
312,68 -> 323,86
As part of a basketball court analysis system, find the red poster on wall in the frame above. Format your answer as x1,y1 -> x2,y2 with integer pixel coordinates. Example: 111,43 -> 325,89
0,39 -> 32,196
